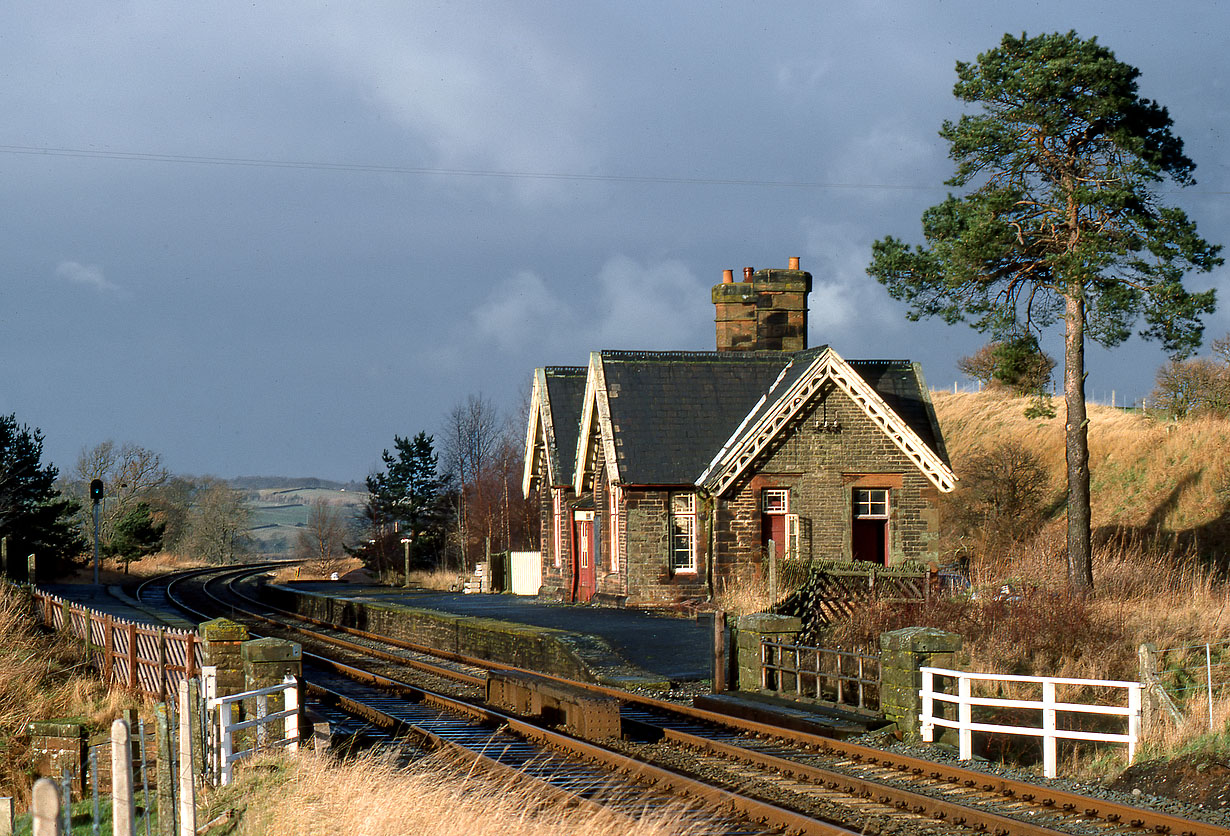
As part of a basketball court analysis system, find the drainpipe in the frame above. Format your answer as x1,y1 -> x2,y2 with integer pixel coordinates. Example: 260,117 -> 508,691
702,490 -> 717,602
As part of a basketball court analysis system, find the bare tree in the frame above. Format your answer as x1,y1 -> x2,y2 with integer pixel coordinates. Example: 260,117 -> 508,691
71,441 -> 170,545
179,478 -> 251,564
295,497 -> 349,575
442,394 -> 502,568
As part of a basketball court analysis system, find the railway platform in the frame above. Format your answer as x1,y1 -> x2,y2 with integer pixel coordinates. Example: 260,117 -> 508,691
33,582 -> 196,630
268,582 -> 717,682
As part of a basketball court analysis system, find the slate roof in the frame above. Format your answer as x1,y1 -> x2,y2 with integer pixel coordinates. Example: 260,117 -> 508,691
541,366 -> 586,487
598,350 -> 799,486
847,360 -> 946,462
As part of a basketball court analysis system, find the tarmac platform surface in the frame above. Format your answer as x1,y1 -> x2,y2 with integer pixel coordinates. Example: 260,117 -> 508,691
282,583 -> 717,681
34,579 -> 718,682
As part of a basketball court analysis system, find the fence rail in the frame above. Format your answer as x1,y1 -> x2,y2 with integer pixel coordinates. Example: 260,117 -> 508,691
204,672 -> 300,785
1153,638 -> 1230,730
761,638 -> 880,712
31,588 -> 202,700
920,666 -> 1142,779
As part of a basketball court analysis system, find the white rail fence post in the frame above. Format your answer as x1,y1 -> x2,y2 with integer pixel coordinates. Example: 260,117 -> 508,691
919,667 -> 1143,779
207,675 -> 302,786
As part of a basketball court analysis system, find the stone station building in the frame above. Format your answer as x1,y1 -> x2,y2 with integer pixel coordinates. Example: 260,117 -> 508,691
523,258 -> 956,606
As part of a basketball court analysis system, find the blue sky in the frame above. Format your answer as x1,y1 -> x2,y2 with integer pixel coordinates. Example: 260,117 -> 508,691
2,2 -> 1228,482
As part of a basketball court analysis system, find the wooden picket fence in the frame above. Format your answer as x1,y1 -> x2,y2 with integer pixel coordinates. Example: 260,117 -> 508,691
775,561 -> 944,636
31,589 -> 203,701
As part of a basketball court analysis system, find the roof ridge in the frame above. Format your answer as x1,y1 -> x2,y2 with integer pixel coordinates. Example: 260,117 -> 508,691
599,347 -> 828,362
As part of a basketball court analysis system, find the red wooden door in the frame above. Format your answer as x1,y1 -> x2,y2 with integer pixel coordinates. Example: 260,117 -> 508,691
761,513 -> 786,560
852,488 -> 889,565
573,511 -> 596,602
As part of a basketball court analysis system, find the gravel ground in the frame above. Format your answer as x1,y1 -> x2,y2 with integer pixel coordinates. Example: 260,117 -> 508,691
848,731 -> 1230,830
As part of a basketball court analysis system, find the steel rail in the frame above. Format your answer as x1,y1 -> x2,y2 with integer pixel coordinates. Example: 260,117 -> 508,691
224,578 -> 1224,836
304,664 -> 858,836
209,573 -> 1085,835
174,567 -> 851,835
159,565 -> 1228,836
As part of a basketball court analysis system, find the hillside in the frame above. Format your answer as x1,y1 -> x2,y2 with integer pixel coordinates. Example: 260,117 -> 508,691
243,485 -> 367,554
931,391 -> 1230,566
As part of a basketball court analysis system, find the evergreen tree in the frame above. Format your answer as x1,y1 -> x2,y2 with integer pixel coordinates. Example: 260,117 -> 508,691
869,32 -> 1222,591
360,432 -> 450,571
107,502 -> 166,572
0,414 -> 84,577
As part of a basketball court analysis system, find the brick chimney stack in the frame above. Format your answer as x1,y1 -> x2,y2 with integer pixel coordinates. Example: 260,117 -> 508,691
713,258 -> 811,351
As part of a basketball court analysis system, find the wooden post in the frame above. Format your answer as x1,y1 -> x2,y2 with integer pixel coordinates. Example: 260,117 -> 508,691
31,778 -> 61,836
104,614 -> 115,685
127,623 -> 139,691
0,795 -> 13,835
284,676 -> 300,752
184,634 -> 198,680
157,629 -> 168,703
177,681 -> 196,836
0,535 -> 7,580
112,719 -> 136,836
27,553 -> 36,585
711,609 -> 727,693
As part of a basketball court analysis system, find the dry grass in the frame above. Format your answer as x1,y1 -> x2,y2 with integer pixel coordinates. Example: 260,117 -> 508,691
58,551 -> 211,585
270,557 -> 369,584
932,391 -> 1230,551
204,750 -> 703,836
714,563 -> 805,616
0,584 -> 140,808
406,568 -> 466,591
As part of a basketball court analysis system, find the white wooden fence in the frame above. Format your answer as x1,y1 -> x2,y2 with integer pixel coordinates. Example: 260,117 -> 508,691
920,666 -> 1142,778
203,670 -> 300,785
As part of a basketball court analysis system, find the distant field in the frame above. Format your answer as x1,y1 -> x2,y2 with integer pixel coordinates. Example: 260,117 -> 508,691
245,487 -> 367,554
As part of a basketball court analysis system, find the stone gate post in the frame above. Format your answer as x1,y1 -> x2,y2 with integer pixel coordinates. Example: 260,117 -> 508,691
880,626 -> 962,741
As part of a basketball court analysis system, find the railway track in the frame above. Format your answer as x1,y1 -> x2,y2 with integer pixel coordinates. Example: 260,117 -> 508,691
139,565 -> 1229,836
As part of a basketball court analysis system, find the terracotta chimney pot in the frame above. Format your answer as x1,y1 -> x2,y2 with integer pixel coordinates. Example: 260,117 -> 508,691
789,257 -> 800,270
722,269 -> 734,284
743,267 -> 754,281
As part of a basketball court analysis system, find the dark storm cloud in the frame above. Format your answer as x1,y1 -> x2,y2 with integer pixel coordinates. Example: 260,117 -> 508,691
1,1 -> 1227,479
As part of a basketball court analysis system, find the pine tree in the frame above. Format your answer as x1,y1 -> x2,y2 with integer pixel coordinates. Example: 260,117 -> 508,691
869,32 -> 1222,591
0,414 -> 83,577
362,432 -> 450,570
107,502 -> 166,572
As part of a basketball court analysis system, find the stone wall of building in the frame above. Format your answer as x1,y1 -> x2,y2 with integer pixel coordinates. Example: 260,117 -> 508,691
713,383 -> 941,583
622,488 -> 708,604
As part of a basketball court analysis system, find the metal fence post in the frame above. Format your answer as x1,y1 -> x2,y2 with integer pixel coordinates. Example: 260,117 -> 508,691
137,720 -> 151,836
112,718 -> 136,836
155,705 -> 175,836
1207,643 -> 1215,731
90,746 -> 100,836
59,769 -> 70,836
